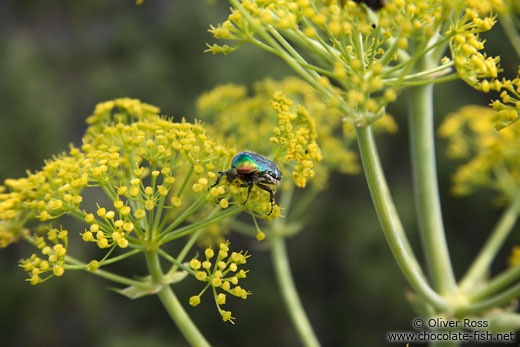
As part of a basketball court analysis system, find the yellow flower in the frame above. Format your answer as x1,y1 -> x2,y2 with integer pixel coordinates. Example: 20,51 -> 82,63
271,91 -> 322,188
2,98 -> 264,288
189,295 -> 201,307
189,241 -> 251,323
18,226 -> 69,283
197,78 -> 375,191
439,105 -> 520,200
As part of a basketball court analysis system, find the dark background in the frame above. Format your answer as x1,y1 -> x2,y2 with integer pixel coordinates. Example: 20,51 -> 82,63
0,1 -> 517,346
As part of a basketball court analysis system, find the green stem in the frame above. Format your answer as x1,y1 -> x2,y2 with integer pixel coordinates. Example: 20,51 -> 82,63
271,235 -> 321,347
469,265 -> 520,302
230,0 -> 332,99
384,61 -> 454,82
500,12 -> 520,60
455,281 -> 520,317
22,232 -> 141,287
145,251 -> 210,347
65,255 -> 142,287
161,205 -> 245,243
157,248 -> 196,276
398,73 -> 458,87
408,59 -> 456,294
459,192 -> 520,291
355,125 -> 448,311
100,249 -> 142,266
159,198 -> 207,237
282,28 -> 336,65
166,228 -> 205,277
177,164 -> 194,198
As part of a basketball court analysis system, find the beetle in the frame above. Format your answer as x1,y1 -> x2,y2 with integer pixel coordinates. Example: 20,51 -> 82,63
211,151 -> 282,215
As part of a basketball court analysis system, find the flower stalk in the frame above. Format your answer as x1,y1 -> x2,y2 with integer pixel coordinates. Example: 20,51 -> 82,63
145,250 -> 211,347
271,234 -> 321,347
356,125 -> 448,311
460,192 -> 520,292
408,55 -> 456,295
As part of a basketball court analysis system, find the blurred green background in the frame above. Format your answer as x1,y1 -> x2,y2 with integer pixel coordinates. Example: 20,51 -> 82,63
0,1 -> 518,346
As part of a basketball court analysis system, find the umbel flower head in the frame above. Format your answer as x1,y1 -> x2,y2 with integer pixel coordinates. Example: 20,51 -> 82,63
197,77 -> 397,193
197,77 -> 397,190
439,105 -> 520,200
199,78 -> 326,190
207,0 -> 518,130
0,99 -> 266,291
188,241 -> 250,323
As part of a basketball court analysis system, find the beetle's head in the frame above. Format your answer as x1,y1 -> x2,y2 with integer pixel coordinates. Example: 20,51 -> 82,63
226,168 -> 238,182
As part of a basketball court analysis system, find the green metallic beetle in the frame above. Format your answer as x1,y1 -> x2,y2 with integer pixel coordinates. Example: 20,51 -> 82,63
211,152 -> 282,215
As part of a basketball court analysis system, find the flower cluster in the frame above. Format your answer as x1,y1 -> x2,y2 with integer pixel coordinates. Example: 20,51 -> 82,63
447,7 -> 499,91
188,241 -> 250,323
19,226 -> 68,284
85,98 -> 160,136
206,1 -> 475,124
445,2 -> 520,130
0,99 -> 265,287
489,71 -> 520,129
197,77 -> 397,190
198,79 -> 334,189
0,222 -> 24,248
270,90 -> 323,188
439,105 -> 520,199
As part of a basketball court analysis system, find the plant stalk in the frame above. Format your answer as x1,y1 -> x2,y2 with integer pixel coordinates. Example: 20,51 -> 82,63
145,251 -> 210,347
460,192 -> 520,291
408,58 -> 456,294
271,234 -> 321,347
356,125 -> 448,311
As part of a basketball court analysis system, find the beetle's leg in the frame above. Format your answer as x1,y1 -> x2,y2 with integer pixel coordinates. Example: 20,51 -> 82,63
240,182 -> 253,205
256,183 -> 275,215
210,171 -> 227,188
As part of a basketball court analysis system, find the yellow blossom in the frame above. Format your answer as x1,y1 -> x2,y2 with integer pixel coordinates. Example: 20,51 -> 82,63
439,105 -> 520,199
189,241 -> 250,323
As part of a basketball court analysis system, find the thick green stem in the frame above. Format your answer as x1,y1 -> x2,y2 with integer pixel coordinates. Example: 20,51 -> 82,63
145,251 -> 210,347
356,125 -> 448,311
271,235 -> 320,347
408,62 -> 456,294
460,192 -> 520,291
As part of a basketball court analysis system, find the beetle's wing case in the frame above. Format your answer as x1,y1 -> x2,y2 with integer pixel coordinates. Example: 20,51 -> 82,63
250,153 -> 282,180
237,152 -> 282,183
232,152 -> 260,174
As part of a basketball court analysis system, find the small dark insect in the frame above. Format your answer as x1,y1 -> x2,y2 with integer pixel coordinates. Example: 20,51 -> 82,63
211,152 -> 282,215
352,0 -> 385,11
